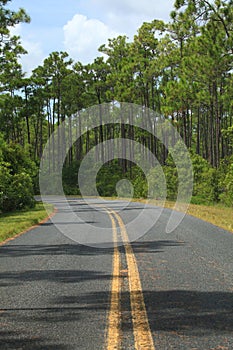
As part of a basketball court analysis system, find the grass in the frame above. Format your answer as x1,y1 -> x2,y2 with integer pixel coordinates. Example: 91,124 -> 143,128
133,198 -> 233,234
0,202 -> 54,244
171,201 -> 233,233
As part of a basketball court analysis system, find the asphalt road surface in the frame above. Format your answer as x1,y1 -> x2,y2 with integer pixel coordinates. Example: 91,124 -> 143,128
0,199 -> 232,349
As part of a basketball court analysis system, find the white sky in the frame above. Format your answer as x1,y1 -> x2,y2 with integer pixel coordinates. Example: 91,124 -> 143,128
8,0 -> 175,74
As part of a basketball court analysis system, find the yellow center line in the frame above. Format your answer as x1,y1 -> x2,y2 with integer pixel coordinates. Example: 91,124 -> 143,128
110,210 -> 155,350
105,210 -> 122,350
95,204 -> 155,349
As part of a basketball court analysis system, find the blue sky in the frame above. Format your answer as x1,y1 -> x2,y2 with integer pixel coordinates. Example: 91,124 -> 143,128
8,0 -> 175,74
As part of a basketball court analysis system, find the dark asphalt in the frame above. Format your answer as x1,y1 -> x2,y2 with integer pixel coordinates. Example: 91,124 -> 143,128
0,199 -> 232,349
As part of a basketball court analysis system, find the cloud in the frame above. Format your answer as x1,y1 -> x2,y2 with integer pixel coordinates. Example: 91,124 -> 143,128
10,24 -> 45,75
62,1 -> 174,65
90,0 -> 173,20
104,13 -> 152,37
63,14 -> 120,64
20,41 -> 45,76
80,0 -> 174,41
7,0 -> 174,71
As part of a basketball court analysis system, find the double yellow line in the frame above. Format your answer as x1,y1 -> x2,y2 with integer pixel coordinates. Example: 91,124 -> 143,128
103,207 -> 155,350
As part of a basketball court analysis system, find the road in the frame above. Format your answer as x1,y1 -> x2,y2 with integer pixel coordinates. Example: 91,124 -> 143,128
0,199 -> 232,349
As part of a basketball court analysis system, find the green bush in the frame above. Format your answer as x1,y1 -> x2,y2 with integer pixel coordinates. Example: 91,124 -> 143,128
132,174 -> 148,198
2,142 -> 37,178
0,163 -> 11,210
191,153 -> 219,204
96,162 -> 122,197
154,150 -> 219,204
162,154 -> 178,200
62,160 -> 80,194
0,137 -> 36,212
0,168 -> 35,212
7,173 -> 35,212
218,156 -> 233,206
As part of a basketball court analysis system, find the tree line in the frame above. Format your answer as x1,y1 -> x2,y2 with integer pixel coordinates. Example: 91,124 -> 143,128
0,0 -> 233,211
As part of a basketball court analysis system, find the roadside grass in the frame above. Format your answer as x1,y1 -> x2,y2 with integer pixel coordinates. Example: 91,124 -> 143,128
134,199 -> 233,234
0,202 -> 54,243
179,202 -> 233,233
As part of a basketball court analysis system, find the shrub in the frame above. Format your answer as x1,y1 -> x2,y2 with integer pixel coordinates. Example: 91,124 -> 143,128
132,174 -> 148,198
191,153 -> 218,204
0,137 -> 36,212
218,156 -> 233,206
0,168 -> 35,212
96,162 -> 122,197
162,154 -> 178,200
146,166 -> 166,199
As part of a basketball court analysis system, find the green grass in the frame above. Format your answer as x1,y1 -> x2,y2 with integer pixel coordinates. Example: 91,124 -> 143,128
163,200 -> 233,233
133,198 -> 233,234
0,202 -> 54,243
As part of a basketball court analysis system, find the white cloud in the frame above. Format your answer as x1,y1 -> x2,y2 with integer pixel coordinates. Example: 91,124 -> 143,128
7,1 -> 174,71
63,14 -> 120,64
10,24 -> 45,75
90,0 -> 173,20
20,41 -> 45,76
62,1 -> 174,65
78,0 -> 174,44
105,13 -> 152,37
